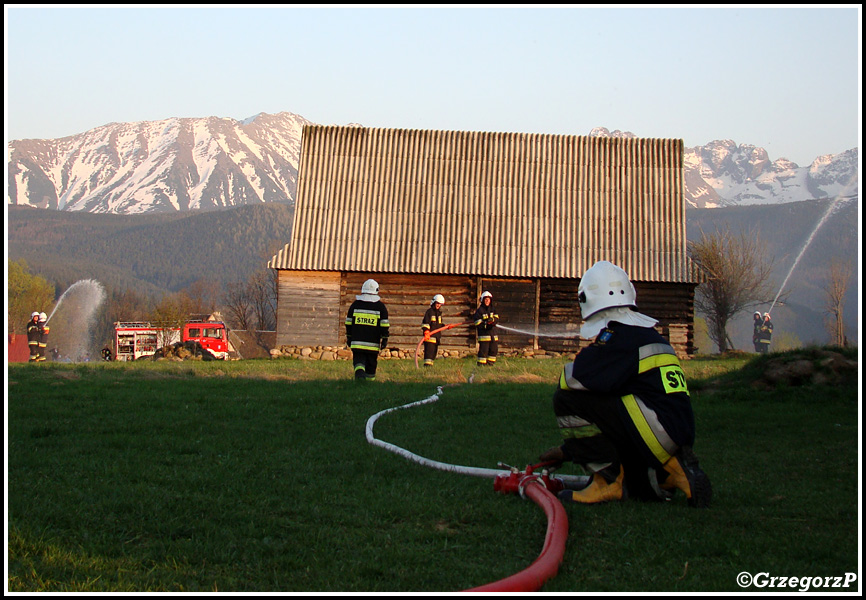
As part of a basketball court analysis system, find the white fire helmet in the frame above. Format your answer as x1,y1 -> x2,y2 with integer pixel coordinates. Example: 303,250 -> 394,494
480,291 -> 493,302
39,312 -> 48,322
361,279 -> 379,296
432,294 -> 445,305
754,311 -> 762,317
764,312 -> 771,319
31,312 -> 40,319
578,261 -> 637,320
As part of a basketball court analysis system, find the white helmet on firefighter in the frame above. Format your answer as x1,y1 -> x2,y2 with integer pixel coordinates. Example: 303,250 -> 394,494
763,312 -> 771,319
432,294 -> 445,305
754,311 -> 762,318
356,279 -> 381,302
578,261 -> 657,339
361,279 -> 379,295
31,312 -> 40,319
480,291 -> 493,302
578,261 -> 637,320
39,312 -> 48,323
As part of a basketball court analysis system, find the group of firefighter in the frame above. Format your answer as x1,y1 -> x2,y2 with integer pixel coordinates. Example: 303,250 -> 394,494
26,311 -> 50,362
753,311 -> 774,353
344,281 -> 500,379
344,261 -> 712,508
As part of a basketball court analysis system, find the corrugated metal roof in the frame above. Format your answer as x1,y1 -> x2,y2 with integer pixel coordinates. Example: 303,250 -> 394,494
269,125 -> 692,282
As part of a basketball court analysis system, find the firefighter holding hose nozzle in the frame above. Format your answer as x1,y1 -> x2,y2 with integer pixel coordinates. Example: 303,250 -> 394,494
540,261 -> 712,507
757,312 -> 773,353
27,312 -> 42,362
421,294 -> 445,367
473,291 -> 499,366
37,312 -> 50,361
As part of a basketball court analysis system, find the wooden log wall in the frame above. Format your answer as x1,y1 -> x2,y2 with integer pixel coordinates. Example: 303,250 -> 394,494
341,272 -> 476,349
278,270 -> 696,357
275,270 -> 341,347
480,278 -> 540,349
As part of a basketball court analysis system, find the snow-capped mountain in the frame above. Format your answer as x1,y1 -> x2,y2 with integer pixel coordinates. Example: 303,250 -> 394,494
8,118 -> 858,214
7,112 -> 309,213
590,127 -> 858,209
684,141 -> 858,208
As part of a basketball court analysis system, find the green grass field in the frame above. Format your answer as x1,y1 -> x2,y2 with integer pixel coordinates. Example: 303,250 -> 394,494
6,349 -> 861,592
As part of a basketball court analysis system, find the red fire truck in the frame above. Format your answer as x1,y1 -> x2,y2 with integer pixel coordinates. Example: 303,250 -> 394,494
114,319 -> 229,361
182,320 -> 229,360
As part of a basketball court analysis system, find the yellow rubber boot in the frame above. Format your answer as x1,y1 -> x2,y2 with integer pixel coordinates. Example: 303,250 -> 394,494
661,446 -> 712,508
558,466 -> 626,504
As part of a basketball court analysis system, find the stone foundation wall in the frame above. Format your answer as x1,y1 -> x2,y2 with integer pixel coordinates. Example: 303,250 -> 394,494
269,345 -> 569,361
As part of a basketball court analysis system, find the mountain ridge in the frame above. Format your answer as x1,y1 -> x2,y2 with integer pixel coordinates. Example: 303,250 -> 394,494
8,113 -> 858,214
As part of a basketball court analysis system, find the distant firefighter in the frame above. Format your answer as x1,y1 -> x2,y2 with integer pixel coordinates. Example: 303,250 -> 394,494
27,312 -> 41,362
421,294 -> 445,367
756,312 -> 773,353
752,311 -> 763,352
473,291 -> 499,366
345,279 -> 390,380
38,312 -> 50,361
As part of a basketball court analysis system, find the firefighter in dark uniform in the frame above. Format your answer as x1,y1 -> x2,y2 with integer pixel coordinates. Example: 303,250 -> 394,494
540,261 -> 711,507
757,312 -> 773,353
421,294 -> 445,367
37,312 -> 50,361
345,279 -> 390,380
27,312 -> 42,362
473,291 -> 499,366
752,311 -> 763,352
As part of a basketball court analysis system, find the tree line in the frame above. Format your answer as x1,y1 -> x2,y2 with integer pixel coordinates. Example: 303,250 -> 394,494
7,203 -> 294,300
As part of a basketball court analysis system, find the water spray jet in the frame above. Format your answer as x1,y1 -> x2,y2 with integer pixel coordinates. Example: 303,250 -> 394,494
44,279 -> 107,361
766,176 -> 858,316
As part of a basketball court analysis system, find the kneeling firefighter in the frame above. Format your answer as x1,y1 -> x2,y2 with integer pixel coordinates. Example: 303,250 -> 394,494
345,279 -> 390,380
540,261 -> 711,507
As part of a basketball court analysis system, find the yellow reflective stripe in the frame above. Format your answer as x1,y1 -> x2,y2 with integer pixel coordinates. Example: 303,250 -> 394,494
638,343 -> 679,373
351,341 -> 380,351
560,423 -> 602,440
559,362 -> 587,391
621,394 -> 672,464
638,353 -> 680,373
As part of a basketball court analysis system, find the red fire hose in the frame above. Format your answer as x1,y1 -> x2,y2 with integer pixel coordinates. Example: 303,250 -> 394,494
464,463 -> 569,592
414,322 -> 473,368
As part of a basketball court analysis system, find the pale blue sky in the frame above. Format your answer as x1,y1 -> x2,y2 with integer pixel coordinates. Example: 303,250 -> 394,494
4,5 -> 862,166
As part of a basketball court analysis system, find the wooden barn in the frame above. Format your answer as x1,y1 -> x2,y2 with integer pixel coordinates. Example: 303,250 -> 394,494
268,125 -> 699,357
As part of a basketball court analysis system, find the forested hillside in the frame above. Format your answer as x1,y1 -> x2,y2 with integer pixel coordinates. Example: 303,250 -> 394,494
7,203 -> 295,298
